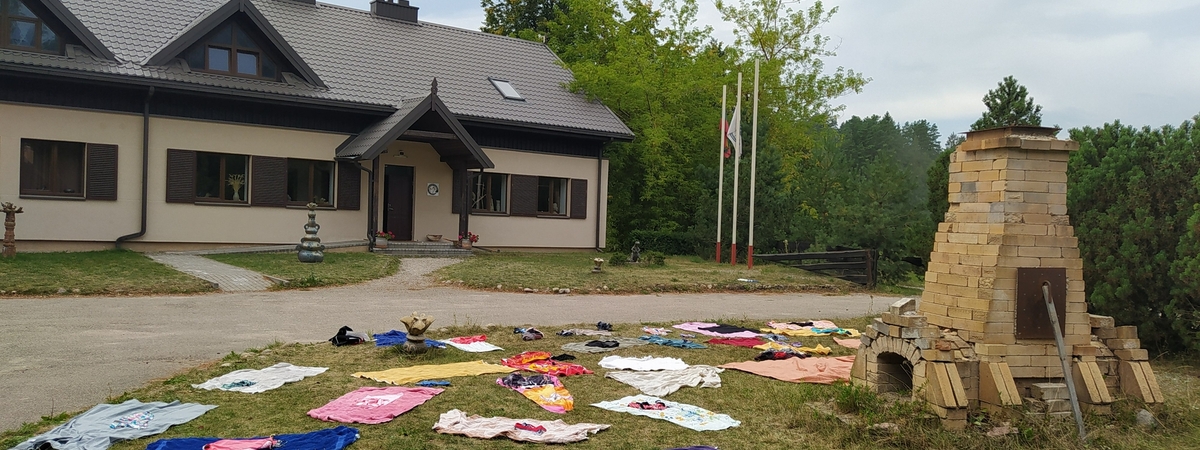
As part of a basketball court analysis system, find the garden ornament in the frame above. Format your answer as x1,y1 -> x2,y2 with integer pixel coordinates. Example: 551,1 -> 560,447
630,241 -> 641,263
2,202 -> 23,258
296,203 -> 325,263
400,312 -> 435,354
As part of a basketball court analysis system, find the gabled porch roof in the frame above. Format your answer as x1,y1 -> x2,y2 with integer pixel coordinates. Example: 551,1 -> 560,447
335,81 -> 493,170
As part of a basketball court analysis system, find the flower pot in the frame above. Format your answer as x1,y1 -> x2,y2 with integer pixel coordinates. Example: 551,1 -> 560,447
460,240 -> 472,250
426,234 -> 442,242
374,238 -> 388,249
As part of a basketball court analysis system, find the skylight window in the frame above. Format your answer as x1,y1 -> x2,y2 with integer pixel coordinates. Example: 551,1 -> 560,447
490,78 -> 525,101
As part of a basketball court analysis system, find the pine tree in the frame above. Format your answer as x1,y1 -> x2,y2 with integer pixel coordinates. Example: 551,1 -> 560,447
971,76 -> 1043,130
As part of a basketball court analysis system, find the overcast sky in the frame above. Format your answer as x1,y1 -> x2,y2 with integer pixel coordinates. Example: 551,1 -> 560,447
325,0 -> 1200,140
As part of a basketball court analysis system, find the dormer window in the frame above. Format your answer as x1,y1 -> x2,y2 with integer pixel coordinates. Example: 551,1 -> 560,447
181,22 -> 279,80
1,0 -> 60,54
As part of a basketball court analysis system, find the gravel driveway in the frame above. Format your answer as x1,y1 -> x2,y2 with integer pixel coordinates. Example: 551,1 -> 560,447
0,258 -> 894,431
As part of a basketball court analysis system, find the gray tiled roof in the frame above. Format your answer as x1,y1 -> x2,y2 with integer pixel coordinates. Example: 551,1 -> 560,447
6,0 -> 632,139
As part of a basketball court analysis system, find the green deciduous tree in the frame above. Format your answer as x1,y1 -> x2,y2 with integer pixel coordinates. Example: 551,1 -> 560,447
481,0 -> 565,39
971,75 -> 1043,130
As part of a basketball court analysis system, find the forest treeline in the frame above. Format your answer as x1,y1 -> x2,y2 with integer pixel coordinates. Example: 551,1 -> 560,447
481,0 -> 1200,352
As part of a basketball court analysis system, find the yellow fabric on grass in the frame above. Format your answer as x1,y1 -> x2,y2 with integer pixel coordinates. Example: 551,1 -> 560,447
753,342 -> 833,355
353,361 -> 515,385
760,327 -> 861,338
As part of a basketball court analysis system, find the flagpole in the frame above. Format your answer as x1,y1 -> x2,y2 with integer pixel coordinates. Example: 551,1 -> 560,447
731,72 -> 742,266
748,59 -> 759,269
716,85 -> 727,264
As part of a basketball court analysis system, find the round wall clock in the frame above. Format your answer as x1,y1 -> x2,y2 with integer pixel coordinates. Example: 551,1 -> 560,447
426,183 -> 440,196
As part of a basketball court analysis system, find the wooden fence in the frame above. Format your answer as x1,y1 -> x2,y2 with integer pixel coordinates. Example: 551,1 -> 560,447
756,249 -> 877,287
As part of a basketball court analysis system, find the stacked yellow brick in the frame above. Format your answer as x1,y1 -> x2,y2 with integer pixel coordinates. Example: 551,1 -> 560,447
919,128 -> 1089,379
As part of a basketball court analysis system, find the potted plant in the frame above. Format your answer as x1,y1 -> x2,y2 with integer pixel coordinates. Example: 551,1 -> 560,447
458,231 -> 479,249
375,230 -> 395,249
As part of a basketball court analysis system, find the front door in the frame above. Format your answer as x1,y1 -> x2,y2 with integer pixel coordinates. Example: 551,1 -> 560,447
383,165 -> 414,241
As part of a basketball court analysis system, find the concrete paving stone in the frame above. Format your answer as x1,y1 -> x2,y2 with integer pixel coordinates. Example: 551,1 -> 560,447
148,254 -> 275,292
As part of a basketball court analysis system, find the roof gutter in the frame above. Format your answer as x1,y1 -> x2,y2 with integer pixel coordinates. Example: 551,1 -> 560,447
116,86 -> 154,248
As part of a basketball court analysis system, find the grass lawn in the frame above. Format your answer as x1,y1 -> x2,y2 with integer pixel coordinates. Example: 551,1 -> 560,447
3,316 -> 1196,450
206,252 -> 400,289
0,250 -> 213,296
434,252 -> 858,294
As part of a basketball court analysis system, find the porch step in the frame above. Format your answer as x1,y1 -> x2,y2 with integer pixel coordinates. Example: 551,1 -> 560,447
377,240 -> 473,257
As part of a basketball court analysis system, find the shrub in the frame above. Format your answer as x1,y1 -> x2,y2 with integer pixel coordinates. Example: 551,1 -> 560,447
626,230 -> 704,256
608,252 -> 628,266
645,251 -> 666,266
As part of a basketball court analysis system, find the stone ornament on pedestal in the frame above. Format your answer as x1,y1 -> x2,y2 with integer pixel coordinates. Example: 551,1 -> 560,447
2,202 -> 23,258
400,312 -> 434,354
297,203 -> 325,263
850,126 -> 1162,429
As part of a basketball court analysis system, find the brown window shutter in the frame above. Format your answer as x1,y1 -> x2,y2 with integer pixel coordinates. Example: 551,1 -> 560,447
569,178 -> 587,219
337,161 -> 361,210
251,156 -> 288,207
85,143 -> 118,201
510,174 -> 538,216
165,149 -> 195,203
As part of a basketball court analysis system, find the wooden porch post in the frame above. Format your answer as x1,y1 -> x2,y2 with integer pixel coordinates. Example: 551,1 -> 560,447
456,162 -> 469,240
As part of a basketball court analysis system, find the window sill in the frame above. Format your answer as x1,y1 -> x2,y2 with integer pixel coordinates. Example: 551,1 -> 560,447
194,201 -> 251,207
19,194 -> 86,201
536,214 -> 570,219
287,204 -> 336,211
470,211 -> 509,216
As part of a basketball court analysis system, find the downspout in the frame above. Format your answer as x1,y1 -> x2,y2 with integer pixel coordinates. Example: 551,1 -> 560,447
594,144 -> 604,252
357,159 -> 377,251
116,86 -> 154,248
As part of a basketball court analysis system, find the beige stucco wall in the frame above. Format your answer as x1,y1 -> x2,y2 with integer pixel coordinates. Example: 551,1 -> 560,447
0,102 -> 366,248
379,140 -> 608,249
1,101 -> 610,250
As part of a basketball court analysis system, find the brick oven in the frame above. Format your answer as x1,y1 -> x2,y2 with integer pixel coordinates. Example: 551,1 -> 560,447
850,126 -> 1162,428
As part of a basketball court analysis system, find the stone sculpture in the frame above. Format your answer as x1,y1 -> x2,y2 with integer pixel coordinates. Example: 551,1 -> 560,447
297,202 -> 325,263
400,312 -> 435,354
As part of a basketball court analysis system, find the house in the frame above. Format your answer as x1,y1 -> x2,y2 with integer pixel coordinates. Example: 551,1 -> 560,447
0,0 -> 632,252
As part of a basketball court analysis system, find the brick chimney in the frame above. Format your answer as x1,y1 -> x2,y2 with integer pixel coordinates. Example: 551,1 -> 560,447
850,126 -> 1163,429
371,0 -> 418,23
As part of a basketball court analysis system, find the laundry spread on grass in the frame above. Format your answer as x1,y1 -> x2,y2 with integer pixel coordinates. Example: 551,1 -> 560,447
672,322 -> 760,338
561,337 -> 649,354
591,395 -> 740,431
640,335 -> 707,349
307,386 -> 443,424
706,337 -> 767,348
372,330 -> 447,348
762,320 -> 860,338
11,399 -> 216,450
556,328 -> 614,337
441,335 -> 503,352
193,363 -> 327,393
497,373 -> 575,413
834,337 -> 862,349
501,351 -> 593,376
201,436 -> 280,450
605,366 -> 724,396
720,355 -> 856,384
642,326 -> 671,335
598,355 -> 689,371
433,409 -> 609,444
353,360 -> 515,385
753,341 -> 833,355
145,426 -> 359,450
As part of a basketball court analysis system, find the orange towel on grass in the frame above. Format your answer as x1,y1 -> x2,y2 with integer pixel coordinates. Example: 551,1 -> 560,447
719,356 -> 855,384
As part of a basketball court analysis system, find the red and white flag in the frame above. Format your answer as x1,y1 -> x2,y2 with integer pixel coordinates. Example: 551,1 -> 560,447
726,106 -> 741,157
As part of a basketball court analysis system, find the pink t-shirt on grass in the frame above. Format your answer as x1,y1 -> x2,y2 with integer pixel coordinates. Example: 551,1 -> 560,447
308,386 -> 443,424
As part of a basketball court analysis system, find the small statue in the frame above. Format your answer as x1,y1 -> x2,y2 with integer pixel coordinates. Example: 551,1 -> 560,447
592,257 -> 604,273
296,203 -> 325,263
2,202 -> 23,258
630,241 -> 641,263
400,312 -> 435,354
